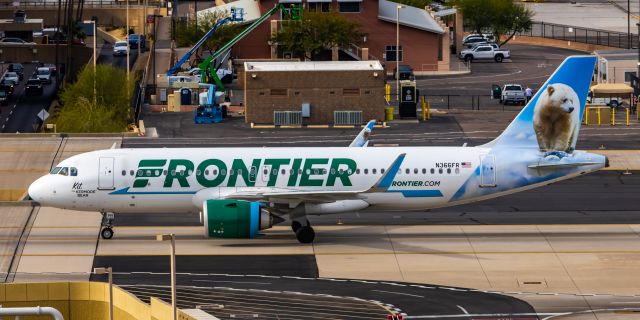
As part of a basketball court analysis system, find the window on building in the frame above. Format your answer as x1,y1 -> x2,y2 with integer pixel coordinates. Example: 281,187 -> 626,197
338,1 -> 361,13
385,45 -> 403,62
625,71 -> 635,82
308,2 -> 330,12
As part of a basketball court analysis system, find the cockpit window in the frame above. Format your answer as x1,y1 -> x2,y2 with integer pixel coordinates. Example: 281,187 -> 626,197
59,167 -> 69,176
70,167 -> 78,176
50,167 -> 62,174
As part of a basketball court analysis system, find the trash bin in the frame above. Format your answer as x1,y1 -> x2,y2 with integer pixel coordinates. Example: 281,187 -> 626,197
180,88 -> 192,105
385,107 -> 394,121
491,84 -> 502,99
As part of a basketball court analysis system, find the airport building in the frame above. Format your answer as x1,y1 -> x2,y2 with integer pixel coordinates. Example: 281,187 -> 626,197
593,49 -> 637,85
243,60 -> 385,125
205,0 -> 454,74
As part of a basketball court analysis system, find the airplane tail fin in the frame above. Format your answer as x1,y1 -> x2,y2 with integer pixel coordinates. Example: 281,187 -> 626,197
486,56 -> 596,153
349,120 -> 376,147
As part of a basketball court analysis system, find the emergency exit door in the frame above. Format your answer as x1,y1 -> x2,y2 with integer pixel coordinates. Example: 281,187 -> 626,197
480,155 -> 496,187
98,157 -> 115,190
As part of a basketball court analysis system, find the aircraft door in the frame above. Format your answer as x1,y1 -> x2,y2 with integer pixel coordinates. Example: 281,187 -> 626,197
480,155 -> 496,187
98,157 -> 115,190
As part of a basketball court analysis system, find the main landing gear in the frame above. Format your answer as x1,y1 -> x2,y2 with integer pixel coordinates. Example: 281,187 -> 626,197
291,219 -> 315,244
100,212 -> 115,239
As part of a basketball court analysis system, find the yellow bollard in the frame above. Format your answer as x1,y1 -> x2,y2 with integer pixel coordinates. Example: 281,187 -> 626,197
427,100 -> 431,120
626,107 -> 630,126
385,84 -> 391,103
421,96 -> 426,121
612,108 -> 615,126
585,107 -> 589,125
597,108 -> 601,125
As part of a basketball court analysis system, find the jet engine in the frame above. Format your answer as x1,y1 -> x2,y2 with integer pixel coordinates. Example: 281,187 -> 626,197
200,200 -> 282,238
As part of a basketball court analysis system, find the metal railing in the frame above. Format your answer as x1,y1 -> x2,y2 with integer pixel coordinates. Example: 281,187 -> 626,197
334,111 -> 363,125
0,0 -> 158,8
519,21 -> 638,49
274,111 -> 302,126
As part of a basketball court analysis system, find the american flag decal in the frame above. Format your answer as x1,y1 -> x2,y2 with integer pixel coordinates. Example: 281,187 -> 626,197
461,162 -> 471,168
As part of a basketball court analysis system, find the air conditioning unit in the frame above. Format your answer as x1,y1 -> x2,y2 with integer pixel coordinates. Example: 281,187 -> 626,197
334,111 -> 363,125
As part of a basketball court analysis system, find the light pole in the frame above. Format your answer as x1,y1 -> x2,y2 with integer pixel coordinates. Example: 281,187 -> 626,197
126,0 -> 130,83
93,267 -> 113,320
628,0 -> 631,49
84,19 -> 97,106
157,234 -> 177,320
396,5 -> 404,102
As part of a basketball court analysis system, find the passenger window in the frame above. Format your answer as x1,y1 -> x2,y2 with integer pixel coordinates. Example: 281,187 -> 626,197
356,169 -> 360,174
146,170 -> 151,177
381,168 -> 385,174
272,169 -> 278,175
372,169 -> 377,174
281,169 -> 286,175
188,170 -> 193,175
155,170 -> 160,176
50,167 -> 61,174
447,168 -> 451,174
205,170 -> 209,175
455,168 -> 460,174
438,168 -> 443,174
339,169 -> 344,174
221,169 -> 227,176
130,170 -> 134,176
122,170 -> 126,176
237,169 -> 243,175
364,169 -> 368,174
163,170 -> 168,176
196,170 -> 201,176
405,168 -> 410,174
59,167 -> 69,176
430,168 -> 435,174
251,167 -> 257,175
263,169 -> 268,175
422,168 -> 426,174
213,169 -> 218,175
414,168 -> 418,174
170,170 -> 176,176
331,168 -> 336,174
290,169 -> 295,175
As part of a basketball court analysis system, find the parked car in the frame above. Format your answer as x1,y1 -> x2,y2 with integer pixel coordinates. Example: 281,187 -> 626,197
459,44 -> 510,62
500,84 -> 526,105
463,37 -> 491,48
0,37 -> 35,45
2,71 -> 19,84
25,78 -> 44,95
393,64 -> 415,80
463,33 -> 495,43
44,63 -> 57,76
36,67 -> 52,84
127,34 -> 145,49
113,41 -> 129,56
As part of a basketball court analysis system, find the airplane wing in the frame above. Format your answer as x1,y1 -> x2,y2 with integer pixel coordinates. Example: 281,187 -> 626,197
527,161 -> 601,169
349,120 -> 376,147
222,153 -> 406,203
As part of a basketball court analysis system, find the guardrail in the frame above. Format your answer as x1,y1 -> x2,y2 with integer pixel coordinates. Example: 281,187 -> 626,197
518,21 -> 638,49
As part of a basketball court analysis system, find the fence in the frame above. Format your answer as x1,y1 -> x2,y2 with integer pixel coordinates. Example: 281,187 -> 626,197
519,21 -> 638,49
0,0 -> 159,8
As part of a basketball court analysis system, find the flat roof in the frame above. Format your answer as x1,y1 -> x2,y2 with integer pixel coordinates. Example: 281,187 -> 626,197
244,60 -> 384,71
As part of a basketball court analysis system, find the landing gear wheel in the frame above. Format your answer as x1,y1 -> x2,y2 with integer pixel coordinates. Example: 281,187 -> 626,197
291,220 -> 302,232
101,227 -> 114,239
295,226 -> 315,244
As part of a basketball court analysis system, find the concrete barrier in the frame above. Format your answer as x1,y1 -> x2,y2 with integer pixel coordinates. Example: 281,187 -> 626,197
0,282 -> 198,320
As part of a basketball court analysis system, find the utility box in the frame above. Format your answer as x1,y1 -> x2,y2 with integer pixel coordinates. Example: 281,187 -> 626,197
301,103 -> 310,117
399,80 -> 418,118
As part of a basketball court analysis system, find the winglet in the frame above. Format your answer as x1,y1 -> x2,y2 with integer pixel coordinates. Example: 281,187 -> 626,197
349,120 -> 376,147
367,153 -> 406,192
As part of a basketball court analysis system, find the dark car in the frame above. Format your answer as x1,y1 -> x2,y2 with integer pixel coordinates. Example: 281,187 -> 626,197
393,64 -> 415,80
25,78 -> 43,95
0,79 -> 14,96
7,63 -> 24,80
0,88 -> 8,105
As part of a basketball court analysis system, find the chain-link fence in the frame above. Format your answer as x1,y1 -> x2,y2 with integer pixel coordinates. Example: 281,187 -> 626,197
520,21 -> 638,49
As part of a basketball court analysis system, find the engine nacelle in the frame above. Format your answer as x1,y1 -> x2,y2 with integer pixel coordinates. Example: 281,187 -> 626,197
201,200 -> 276,238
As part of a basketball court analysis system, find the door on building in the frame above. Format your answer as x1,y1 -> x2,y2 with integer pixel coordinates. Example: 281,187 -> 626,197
98,157 -> 115,190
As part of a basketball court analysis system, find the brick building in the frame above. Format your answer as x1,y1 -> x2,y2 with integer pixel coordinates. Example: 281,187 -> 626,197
200,0 -> 454,74
244,61 -> 385,125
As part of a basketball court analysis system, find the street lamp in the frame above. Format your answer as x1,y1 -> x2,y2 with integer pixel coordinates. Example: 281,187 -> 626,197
126,0 -> 130,83
156,234 -> 177,320
84,19 -> 97,106
93,267 -> 113,320
396,5 -> 404,102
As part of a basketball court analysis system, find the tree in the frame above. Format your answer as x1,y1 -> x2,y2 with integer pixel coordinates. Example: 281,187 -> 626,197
454,0 -> 533,46
54,65 -> 134,132
271,11 -> 363,60
173,11 -> 245,50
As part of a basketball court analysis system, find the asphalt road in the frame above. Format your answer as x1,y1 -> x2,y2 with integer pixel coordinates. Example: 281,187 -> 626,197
97,42 -> 139,70
91,256 -> 536,319
0,63 -> 58,133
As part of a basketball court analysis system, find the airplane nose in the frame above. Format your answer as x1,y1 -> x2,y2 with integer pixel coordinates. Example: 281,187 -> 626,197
28,177 -> 47,203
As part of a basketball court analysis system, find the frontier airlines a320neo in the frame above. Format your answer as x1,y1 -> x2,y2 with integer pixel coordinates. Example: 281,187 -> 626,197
29,56 -> 606,243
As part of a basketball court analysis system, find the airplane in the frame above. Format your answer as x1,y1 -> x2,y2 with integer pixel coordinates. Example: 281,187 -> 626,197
28,56 -> 606,243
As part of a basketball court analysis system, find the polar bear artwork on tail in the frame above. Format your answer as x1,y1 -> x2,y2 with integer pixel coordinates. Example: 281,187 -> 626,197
532,83 -> 580,153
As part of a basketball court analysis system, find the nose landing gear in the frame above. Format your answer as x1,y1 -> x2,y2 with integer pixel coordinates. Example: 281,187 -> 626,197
100,212 -> 115,239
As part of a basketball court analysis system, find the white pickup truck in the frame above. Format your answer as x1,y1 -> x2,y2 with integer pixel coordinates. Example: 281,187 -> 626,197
459,43 -> 510,63
500,84 -> 526,105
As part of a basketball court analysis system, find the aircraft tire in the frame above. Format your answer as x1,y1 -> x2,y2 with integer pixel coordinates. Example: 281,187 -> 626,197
291,220 -> 302,232
101,227 -> 114,240
295,226 -> 315,244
